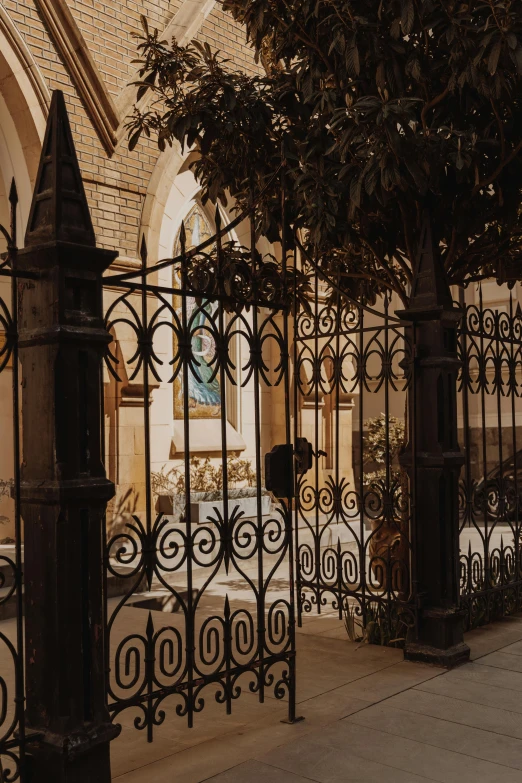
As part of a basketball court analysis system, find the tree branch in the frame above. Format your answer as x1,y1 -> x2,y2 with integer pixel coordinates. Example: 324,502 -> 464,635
472,139 -> 522,196
490,98 -> 506,160
421,86 -> 450,133
358,238 -> 408,304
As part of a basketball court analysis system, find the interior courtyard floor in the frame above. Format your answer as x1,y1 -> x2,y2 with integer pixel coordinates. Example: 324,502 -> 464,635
110,611 -> 522,783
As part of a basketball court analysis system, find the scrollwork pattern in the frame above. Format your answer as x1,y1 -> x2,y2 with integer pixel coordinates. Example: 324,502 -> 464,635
458,292 -> 522,629
104,239 -> 296,736
294,290 -> 414,642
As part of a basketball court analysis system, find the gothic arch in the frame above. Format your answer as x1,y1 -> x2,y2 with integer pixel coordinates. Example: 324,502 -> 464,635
140,144 -> 270,271
0,6 -> 49,235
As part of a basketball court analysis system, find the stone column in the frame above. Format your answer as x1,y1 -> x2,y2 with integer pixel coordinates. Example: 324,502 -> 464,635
335,393 -> 355,490
17,91 -> 119,781
398,212 -> 470,668
299,395 -> 324,488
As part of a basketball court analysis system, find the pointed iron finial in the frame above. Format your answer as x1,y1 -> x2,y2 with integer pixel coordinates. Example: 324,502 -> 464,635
407,209 -> 453,313
146,610 -> 154,640
8,179 -> 18,208
140,234 -> 148,268
9,178 -> 18,248
25,90 -> 95,248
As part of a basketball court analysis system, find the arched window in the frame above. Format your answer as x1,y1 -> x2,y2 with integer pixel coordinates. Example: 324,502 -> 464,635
172,204 -> 221,420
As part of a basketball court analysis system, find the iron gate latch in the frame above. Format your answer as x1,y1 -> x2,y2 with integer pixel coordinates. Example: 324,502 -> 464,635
295,437 -> 313,475
265,437 -> 313,499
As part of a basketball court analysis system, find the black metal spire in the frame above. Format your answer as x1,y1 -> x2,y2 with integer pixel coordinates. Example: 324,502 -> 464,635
407,209 -> 453,313
25,90 -> 95,247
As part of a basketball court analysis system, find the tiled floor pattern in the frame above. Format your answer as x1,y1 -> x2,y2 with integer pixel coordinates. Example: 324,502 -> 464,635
111,612 -> 522,782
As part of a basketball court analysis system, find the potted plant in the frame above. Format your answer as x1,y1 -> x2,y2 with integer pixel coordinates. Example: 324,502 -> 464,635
152,455 -> 272,523
362,414 -> 409,593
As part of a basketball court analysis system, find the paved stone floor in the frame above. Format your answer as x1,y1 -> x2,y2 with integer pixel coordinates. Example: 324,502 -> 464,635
111,611 -> 522,782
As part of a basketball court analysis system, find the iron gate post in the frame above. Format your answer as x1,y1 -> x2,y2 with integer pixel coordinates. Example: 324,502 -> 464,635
16,91 -> 118,781
398,212 -> 470,667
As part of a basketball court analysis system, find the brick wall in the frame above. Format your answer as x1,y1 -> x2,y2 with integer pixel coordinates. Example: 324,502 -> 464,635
67,0 -> 182,97
196,6 -> 260,77
3,0 -> 260,257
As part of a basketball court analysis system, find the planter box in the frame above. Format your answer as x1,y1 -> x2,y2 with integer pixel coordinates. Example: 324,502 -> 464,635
156,488 -> 272,524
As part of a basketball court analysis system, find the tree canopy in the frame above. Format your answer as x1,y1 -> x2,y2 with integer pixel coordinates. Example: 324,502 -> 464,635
129,1 -> 522,305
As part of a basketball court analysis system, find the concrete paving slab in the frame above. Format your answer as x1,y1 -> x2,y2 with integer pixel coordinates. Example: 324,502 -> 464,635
417,669 -> 522,714
389,688 -> 522,740
255,737 -> 435,783
475,650 -> 522,673
320,660 -> 442,703
346,702 -> 522,770
311,720 -> 522,783
206,759 -> 318,783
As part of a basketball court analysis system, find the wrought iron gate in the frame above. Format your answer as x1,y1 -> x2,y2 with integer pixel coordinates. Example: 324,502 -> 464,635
102,209 -> 298,734
293,261 -> 415,645
4,88 -> 522,781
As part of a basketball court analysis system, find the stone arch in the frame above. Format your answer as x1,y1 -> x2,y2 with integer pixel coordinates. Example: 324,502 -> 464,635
0,5 -> 49,238
137,144 -> 188,264
139,148 -> 282,472
0,8 -> 49,538
139,145 -> 271,267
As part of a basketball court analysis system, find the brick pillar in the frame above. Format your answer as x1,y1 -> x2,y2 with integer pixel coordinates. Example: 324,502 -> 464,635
17,91 -> 119,781
398,212 -> 470,668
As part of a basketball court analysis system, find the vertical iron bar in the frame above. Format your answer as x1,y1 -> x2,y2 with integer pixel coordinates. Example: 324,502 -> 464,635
215,207 -> 232,714
334,277 -> 341,620
384,294 -> 392,631
509,294 -> 520,606
359,306 -> 366,628
293,234 -> 302,627
313,262 -> 320,612
139,237 -> 156,742
409,319 -> 418,640
494,305 -> 504,612
458,289 -> 473,615
280,165 -> 297,722
180,224 -> 195,728
8,180 -> 26,780
249,185 -> 265,706
478,286 -> 489,621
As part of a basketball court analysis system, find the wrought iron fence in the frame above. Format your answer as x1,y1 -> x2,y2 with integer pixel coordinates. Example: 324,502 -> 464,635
293,260 -> 416,646
458,288 -> 522,629
7,88 -> 522,782
3,88 -> 522,782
